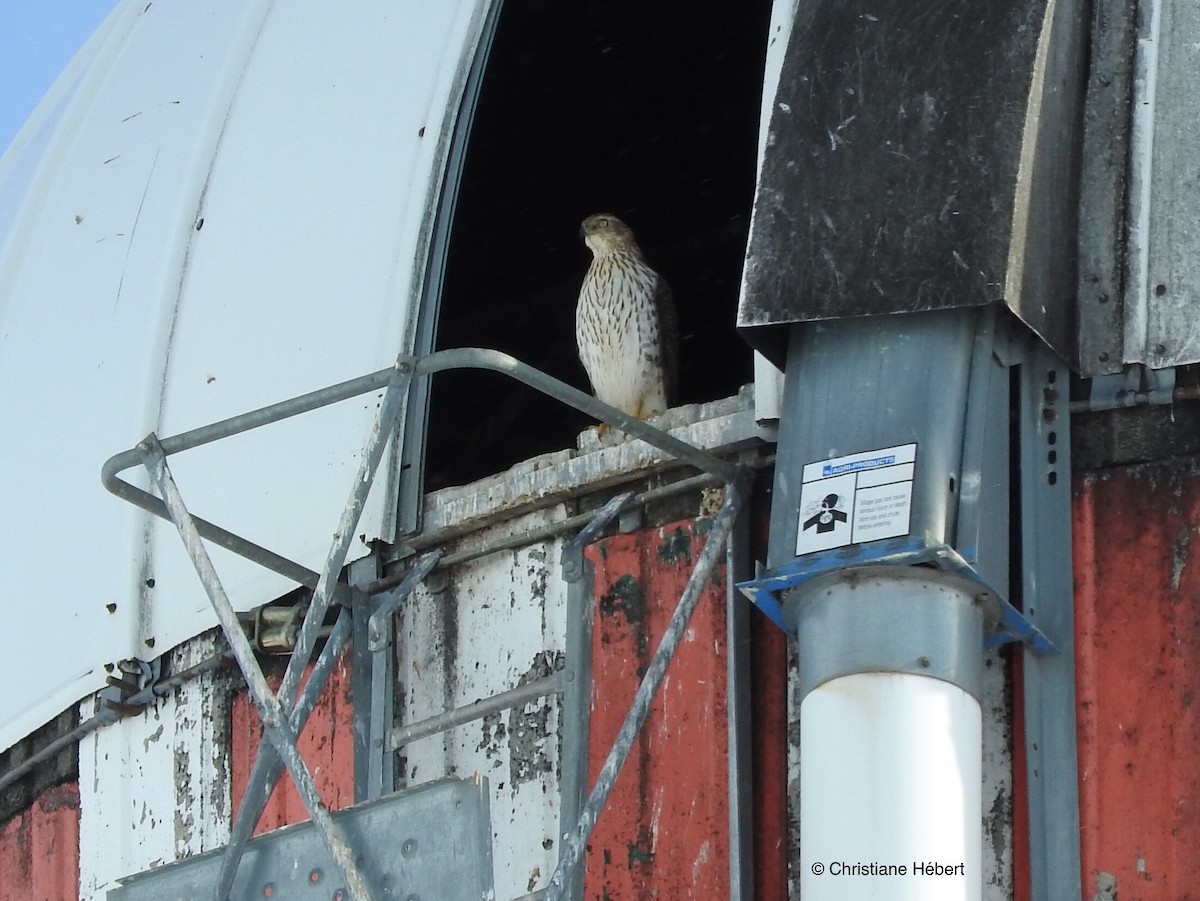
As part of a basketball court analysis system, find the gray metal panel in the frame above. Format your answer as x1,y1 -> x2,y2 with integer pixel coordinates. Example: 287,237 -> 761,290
1135,0 -> 1200,368
737,0 -> 1087,370
766,309 -> 978,570
955,309 -> 1013,596
1017,341 -> 1082,901
109,778 -> 494,901
1075,0 -> 1137,375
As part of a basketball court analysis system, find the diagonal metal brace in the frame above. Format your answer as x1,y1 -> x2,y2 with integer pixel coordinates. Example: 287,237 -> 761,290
543,474 -> 748,900
210,356 -> 414,898
213,607 -> 352,899
138,437 -> 374,901
367,551 -> 442,651
566,491 -> 635,552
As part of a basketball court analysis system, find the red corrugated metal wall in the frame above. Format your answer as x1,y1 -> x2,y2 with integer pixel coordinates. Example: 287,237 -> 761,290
230,649 -> 357,834
0,782 -> 79,901
1074,462 -> 1200,900
585,519 -> 731,898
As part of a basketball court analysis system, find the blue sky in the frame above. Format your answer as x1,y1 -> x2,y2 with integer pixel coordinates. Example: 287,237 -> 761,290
0,1 -> 122,155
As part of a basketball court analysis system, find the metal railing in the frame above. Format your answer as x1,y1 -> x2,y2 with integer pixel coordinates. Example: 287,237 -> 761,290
101,347 -> 747,900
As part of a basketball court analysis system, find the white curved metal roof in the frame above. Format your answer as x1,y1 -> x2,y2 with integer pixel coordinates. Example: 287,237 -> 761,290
0,0 -> 492,752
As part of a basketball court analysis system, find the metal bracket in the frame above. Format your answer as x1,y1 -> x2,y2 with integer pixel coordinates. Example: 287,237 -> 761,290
366,552 -> 442,652
736,539 -> 1055,654
100,350 -> 739,594
1085,363 -> 1177,411
109,777 -> 493,901
98,658 -> 159,717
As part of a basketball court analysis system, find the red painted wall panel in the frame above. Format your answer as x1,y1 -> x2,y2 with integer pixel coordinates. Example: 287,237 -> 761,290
230,649 -> 356,835
584,519 -> 731,899
750,611 -> 789,901
0,782 -> 79,901
1074,465 -> 1200,900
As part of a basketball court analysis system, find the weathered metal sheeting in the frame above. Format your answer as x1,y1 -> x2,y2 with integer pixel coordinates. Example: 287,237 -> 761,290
109,778 -> 492,901
78,635 -> 232,899
0,783 -> 79,901
397,508 -> 569,901
0,0 -> 494,753
584,521 -> 732,898
737,0 -> 1087,369
230,651 -> 357,836
1074,462 -> 1200,897
1120,0 -> 1200,371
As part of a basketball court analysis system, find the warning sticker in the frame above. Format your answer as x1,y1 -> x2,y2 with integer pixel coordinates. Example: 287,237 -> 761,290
795,444 -> 916,555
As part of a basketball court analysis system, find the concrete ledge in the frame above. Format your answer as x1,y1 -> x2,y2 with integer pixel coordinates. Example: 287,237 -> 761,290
414,386 -> 764,543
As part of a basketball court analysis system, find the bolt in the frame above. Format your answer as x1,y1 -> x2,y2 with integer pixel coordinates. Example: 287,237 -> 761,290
401,838 -> 418,858
917,656 -> 931,669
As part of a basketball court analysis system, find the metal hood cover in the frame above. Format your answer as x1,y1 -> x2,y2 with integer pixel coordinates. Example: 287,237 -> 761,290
0,0 -> 493,752
736,0 -> 1088,369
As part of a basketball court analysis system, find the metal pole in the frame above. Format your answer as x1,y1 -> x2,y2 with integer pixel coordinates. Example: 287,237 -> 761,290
386,671 -> 567,751
725,504 -> 754,901
102,349 -> 736,587
553,492 -> 631,901
367,552 -> 441,651
543,476 -> 746,900
213,609 -> 352,900
412,349 -> 740,483
207,359 -> 414,897
139,438 -> 374,900
267,360 -> 410,735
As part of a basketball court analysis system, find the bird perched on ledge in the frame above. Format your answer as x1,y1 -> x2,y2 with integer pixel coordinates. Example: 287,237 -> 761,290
576,213 -> 679,421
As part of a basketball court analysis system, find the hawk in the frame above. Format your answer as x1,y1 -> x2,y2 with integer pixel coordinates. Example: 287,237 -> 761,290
576,213 -> 678,421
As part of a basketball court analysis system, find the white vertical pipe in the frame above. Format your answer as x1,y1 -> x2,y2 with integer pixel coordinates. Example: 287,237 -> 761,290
799,672 -> 982,901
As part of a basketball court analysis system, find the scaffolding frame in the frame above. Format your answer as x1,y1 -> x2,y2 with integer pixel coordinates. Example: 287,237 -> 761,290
102,347 -> 747,900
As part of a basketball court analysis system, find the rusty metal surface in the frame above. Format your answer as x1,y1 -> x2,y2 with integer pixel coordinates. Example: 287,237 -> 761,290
1074,461 -> 1200,898
749,609 -> 788,901
583,519 -> 731,898
230,652 -> 357,836
0,782 -> 79,901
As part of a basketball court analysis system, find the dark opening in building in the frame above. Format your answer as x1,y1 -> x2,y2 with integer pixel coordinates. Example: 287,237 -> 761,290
423,1 -> 774,491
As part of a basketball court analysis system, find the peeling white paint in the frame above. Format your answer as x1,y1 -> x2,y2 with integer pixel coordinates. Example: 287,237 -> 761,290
398,507 -> 569,901
79,633 -> 231,900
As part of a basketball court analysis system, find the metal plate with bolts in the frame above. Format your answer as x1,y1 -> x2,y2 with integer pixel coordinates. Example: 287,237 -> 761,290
108,778 -> 494,900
